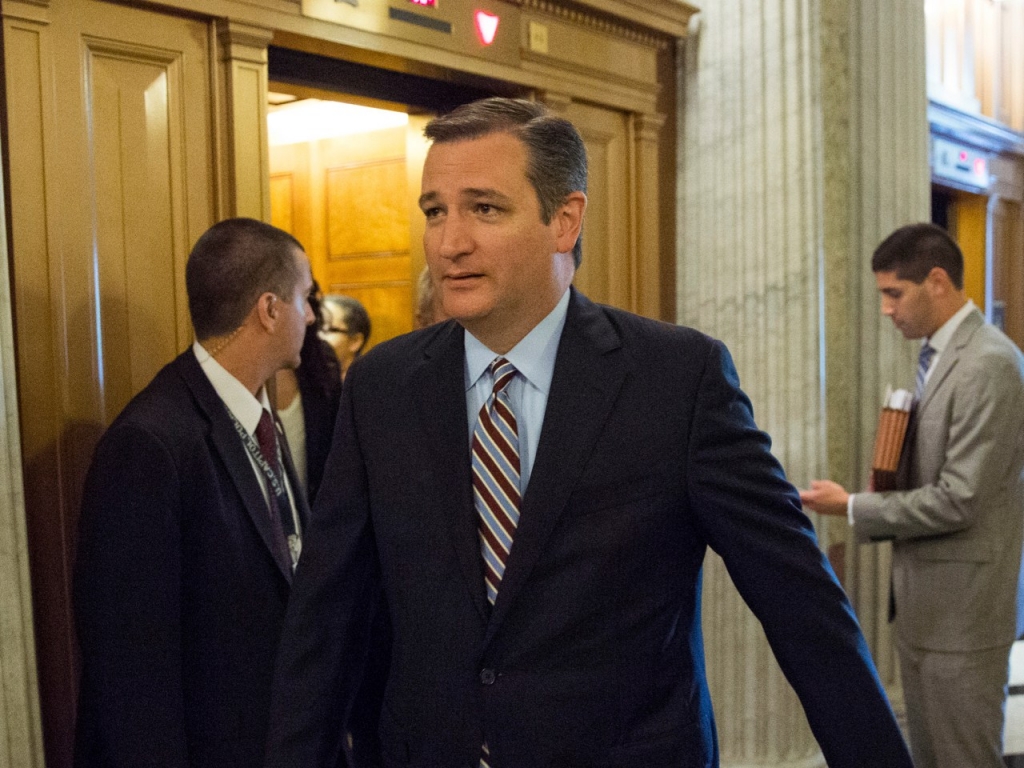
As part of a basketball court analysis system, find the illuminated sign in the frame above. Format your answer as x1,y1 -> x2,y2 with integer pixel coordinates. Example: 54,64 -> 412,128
931,136 -> 991,191
474,10 -> 499,45
303,0 -> 520,65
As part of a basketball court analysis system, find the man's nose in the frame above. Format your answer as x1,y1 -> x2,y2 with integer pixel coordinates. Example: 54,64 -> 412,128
436,214 -> 472,259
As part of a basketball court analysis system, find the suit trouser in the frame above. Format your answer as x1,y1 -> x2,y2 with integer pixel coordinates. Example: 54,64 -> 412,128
897,637 -> 1012,768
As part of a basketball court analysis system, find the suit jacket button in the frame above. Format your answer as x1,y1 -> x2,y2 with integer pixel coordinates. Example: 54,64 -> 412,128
480,668 -> 496,685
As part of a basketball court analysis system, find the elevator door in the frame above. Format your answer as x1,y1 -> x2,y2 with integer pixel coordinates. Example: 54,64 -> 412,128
933,184 -> 1024,350
269,99 -> 429,349
4,2 -> 215,765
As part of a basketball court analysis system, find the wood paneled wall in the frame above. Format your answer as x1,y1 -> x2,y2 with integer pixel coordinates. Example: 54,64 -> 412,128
270,124 -> 415,349
3,1 -> 216,763
926,0 -> 1024,131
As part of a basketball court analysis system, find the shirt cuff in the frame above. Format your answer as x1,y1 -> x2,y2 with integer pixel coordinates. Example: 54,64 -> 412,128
846,493 -> 856,526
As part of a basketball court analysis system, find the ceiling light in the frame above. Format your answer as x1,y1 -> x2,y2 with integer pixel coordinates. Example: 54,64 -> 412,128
268,100 -> 409,146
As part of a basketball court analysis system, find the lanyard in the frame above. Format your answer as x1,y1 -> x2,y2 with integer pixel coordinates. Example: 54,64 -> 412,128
226,409 -> 301,566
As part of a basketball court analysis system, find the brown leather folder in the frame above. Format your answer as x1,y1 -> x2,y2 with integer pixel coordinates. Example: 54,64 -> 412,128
871,406 -> 911,492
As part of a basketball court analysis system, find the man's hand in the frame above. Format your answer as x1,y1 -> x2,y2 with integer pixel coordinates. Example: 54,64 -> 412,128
799,480 -> 850,517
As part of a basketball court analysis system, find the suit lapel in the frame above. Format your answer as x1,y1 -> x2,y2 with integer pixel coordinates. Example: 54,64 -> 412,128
917,309 -> 983,414
486,290 -> 628,638
417,322 -> 491,622
177,351 -> 293,583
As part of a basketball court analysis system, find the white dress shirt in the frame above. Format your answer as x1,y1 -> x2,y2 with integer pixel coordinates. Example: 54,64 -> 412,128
192,341 -> 302,533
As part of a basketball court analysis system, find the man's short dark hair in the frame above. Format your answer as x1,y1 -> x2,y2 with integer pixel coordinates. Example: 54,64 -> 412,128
324,294 -> 371,356
424,97 -> 588,267
871,222 -> 965,289
186,218 -> 304,340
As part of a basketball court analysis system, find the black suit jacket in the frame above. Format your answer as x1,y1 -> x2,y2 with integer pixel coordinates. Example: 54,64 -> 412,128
296,337 -> 343,504
74,349 -> 309,768
267,290 -> 911,768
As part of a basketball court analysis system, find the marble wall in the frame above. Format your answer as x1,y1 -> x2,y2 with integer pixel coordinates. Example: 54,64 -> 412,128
822,0 -> 930,694
678,0 -> 928,763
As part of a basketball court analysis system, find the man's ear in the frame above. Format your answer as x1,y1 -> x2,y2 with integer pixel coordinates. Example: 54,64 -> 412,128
925,266 -> 953,296
346,332 -> 366,357
553,191 -> 587,254
256,292 -> 277,331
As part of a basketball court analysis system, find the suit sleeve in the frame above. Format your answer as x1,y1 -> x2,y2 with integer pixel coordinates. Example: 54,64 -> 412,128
686,340 -> 912,768
74,424 -> 189,768
266,365 -> 383,768
853,350 -> 1024,541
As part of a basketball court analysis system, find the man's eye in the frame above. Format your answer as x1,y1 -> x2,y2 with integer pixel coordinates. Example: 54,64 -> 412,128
476,203 -> 497,215
423,207 -> 443,219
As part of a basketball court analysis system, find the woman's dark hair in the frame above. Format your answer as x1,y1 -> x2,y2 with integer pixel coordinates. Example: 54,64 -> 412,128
300,281 -> 341,396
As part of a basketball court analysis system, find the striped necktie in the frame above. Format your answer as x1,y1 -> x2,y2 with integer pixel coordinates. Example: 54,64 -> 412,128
255,410 -> 294,573
472,357 -> 521,606
916,342 -> 936,400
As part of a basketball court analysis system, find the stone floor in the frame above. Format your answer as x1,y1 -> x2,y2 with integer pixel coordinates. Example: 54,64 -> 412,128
1005,641 -> 1024,767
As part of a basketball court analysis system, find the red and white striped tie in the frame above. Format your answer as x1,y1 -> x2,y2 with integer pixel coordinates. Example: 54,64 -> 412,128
472,357 -> 521,606
473,358 -> 520,768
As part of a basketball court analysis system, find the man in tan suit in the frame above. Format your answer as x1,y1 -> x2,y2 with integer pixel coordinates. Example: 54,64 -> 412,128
802,222 -> 1024,768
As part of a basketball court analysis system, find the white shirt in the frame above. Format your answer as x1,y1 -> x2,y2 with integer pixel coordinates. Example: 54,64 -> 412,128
464,288 -> 570,493
192,341 -> 302,534
919,299 -> 976,389
277,391 -> 308,498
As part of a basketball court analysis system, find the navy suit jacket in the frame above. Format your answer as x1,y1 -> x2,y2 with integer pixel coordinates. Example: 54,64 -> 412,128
267,289 -> 911,768
74,349 -> 308,768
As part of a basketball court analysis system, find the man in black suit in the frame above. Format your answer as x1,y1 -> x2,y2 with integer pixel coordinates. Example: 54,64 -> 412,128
266,98 -> 912,768
74,218 -> 315,768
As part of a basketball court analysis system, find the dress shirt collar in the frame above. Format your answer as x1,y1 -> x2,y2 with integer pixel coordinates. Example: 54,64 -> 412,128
192,341 -> 271,435
925,299 -> 975,356
464,287 -> 570,394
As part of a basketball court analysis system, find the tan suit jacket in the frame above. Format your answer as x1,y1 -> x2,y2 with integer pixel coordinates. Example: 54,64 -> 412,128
853,308 -> 1024,652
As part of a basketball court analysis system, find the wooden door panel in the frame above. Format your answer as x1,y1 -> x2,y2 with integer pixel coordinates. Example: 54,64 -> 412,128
557,101 -> 631,311
326,159 -> 409,256
271,121 -> 414,350
86,42 -> 189,417
270,173 -> 296,233
994,198 -> 1024,349
5,3 -> 214,765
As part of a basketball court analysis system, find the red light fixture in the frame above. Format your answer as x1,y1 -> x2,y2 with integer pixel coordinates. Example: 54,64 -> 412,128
474,10 -> 499,45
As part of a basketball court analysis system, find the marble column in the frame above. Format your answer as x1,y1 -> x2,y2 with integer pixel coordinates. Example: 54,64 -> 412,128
678,0 -> 928,764
821,0 -> 930,701
0,111 -> 45,768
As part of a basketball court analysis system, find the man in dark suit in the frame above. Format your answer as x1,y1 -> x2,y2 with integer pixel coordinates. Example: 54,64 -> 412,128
74,218 -> 315,768
266,98 -> 912,768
